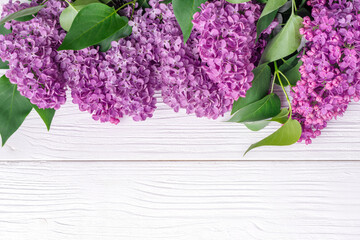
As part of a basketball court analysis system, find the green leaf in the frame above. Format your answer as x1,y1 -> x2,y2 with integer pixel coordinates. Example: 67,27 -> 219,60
14,15 -> 35,22
58,3 -> 129,50
256,10 -> 277,40
0,23 -> 12,35
256,0 -> 287,39
193,0 -> 206,12
232,64 -> 272,114
270,108 -> 289,124
278,54 -> 299,72
245,108 -> 289,132
225,0 -> 251,3
276,54 -> 302,86
0,60 -> 9,69
137,0 -> 151,8
229,93 -> 281,123
299,0 -> 307,8
280,60 -> 303,86
260,14 -> 303,63
260,0 -> 287,18
32,104 -> 55,131
245,121 -> 270,131
0,24 -> 11,69
59,0 -> 100,32
98,17 -> 132,52
172,0 -> 206,43
160,0 -> 172,3
0,75 -> 33,146
244,119 -> 302,155
0,5 -> 46,25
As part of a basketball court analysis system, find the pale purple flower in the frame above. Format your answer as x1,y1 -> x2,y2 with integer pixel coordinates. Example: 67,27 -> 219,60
58,3 -> 159,124
292,0 -> 360,144
0,0 -> 67,110
150,0 -> 274,119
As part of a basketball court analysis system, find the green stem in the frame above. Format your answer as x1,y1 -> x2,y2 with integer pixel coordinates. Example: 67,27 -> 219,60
63,0 -> 71,6
274,62 -> 293,118
277,70 -> 293,90
292,0 -> 297,14
130,0 -> 137,20
299,0 -> 306,9
115,0 -> 136,12
270,72 -> 277,93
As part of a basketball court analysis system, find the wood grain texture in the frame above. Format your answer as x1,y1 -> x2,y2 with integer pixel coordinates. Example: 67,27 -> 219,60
1,89 -> 360,160
0,161 -> 359,240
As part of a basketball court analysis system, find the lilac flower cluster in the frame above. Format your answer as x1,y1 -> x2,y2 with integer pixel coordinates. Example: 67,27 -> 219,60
192,1 -> 261,100
0,0 -> 67,110
151,0 -> 273,119
146,0 -> 232,118
0,0 -> 272,123
58,8 -> 159,124
291,0 -> 360,144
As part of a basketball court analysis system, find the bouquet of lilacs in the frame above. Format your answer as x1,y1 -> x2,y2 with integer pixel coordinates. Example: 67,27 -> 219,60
0,0 -> 359,154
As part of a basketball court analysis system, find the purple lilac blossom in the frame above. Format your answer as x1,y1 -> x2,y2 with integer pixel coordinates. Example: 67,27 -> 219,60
57,3 -> 158,124
291,0 -> 360,144
193,0 -> 261,100
151,0 -> 274,119
0,0 -> 67,110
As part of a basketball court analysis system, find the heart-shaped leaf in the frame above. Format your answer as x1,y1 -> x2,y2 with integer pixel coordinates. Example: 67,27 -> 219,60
98,17 -> 132,52
260,14 -> 303,63
229,93 -> 281,123
280,60 -> 303,86
0,5 -> 46,25
244,121 -> 270,131
172,0 -> 206,43
137,0 -> 151,9
58,3 -> 129,50
256,0 -> 287,39
0,23 -> 11,35
245,119 -> 302,155
0,75 -> 33,146
59,0 -> 100,31
256,10 -> 277,40
244,108 -> 289,132
232,64 -> 272,114
260,0 -> 287,19
0,60 -> 9,69
32,104 -> 55,131
270,108 -> 289,124
278,54 -> 299,72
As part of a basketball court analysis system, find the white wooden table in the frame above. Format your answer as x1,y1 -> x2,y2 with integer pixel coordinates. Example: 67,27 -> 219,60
1,2 -> 360,239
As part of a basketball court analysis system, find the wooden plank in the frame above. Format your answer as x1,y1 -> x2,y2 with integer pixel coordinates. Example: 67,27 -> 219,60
0,161 -> 359,239
1,94 -> 360,160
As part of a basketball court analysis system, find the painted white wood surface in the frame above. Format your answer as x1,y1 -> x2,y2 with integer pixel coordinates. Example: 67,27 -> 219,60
1,3 -> 360,240
2,90 -> 360,160
0,161 -> 359,240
